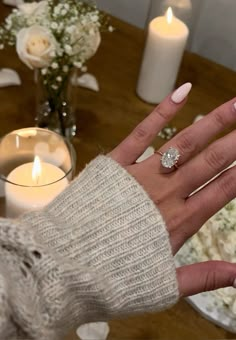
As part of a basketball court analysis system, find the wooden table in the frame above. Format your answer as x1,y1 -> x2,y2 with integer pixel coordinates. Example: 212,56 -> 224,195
1,5 -> 236,340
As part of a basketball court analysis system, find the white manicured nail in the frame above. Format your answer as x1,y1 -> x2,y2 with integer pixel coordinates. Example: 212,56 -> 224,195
233,102 -> 236,111
171,83 -> 192,104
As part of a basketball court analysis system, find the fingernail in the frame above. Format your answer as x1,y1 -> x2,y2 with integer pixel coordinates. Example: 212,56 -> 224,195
233,278 -> 236,288
171,82 -> 192,104
233,102 -> 236,112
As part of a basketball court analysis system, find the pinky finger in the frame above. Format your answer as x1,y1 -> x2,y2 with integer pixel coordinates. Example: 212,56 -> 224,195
177,261 -> 236,297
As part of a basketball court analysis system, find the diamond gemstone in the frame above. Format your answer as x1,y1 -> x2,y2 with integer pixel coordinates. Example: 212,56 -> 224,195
161,147 -> 180,169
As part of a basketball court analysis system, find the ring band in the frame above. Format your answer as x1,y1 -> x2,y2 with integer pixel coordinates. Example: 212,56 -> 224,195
156,147 -> 180,169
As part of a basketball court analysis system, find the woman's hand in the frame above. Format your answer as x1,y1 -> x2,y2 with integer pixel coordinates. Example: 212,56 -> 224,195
109,83 -> 236,297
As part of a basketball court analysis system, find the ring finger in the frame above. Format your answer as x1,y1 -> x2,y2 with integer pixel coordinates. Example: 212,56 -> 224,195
178,129 -> 236,197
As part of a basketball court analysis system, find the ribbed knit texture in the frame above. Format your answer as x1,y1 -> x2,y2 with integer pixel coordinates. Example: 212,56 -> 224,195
0,156 -> 179,339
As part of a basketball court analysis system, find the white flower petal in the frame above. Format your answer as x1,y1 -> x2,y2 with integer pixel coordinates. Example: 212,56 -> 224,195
0,68 -> 21,87
18,1 -> 47,16
74,73 -> 100,92
76,323 -> 109,340
3,0 -> 23,6
193,114 -> 205,123
136,147 -> 155,163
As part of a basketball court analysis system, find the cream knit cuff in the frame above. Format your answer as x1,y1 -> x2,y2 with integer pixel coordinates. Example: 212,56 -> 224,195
24,155 -> 179,319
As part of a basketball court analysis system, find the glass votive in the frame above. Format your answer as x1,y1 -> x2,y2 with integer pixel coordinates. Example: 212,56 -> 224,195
0,127 -> 76,218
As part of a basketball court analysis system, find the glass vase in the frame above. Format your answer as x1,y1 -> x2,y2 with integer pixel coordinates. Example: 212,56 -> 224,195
35,70 -> 77,139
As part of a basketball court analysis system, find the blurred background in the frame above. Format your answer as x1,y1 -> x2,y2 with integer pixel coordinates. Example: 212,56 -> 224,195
97,0 -> 236,71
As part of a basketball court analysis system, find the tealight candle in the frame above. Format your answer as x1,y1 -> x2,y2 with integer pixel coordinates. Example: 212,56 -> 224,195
137,7 -> 189,104
5,156 -> 68,218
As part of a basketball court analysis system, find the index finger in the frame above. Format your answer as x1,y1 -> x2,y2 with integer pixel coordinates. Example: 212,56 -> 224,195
110,82 -> 192,166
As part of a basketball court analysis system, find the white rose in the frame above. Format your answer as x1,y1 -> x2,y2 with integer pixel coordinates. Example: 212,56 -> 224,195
84,28 -> 101,60
16,26 -> 57,69
72,23 -> 101,61
18,1 -> 47,16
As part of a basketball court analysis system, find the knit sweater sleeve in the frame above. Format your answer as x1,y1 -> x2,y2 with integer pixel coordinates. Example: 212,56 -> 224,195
0,155 -> 179,339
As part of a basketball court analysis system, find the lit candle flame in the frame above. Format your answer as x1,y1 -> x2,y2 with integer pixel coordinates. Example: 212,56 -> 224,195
32,156 -> 42,184
166,7 -> 173,24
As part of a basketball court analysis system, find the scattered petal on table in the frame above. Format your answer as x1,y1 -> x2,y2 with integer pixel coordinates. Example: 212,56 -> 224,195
0,68 -> 21,87
137,146 -> 155,163
72,73 -> 100,92
2,0 -> 23,6
76,322 -> 110,340
193,114 -> 205,123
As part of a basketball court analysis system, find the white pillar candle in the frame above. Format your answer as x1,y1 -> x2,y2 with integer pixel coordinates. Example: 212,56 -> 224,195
5,156 -> 68,218
137,7 -> 189,104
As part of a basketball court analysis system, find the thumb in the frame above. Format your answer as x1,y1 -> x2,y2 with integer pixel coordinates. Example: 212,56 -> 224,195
177,261 -> 236,297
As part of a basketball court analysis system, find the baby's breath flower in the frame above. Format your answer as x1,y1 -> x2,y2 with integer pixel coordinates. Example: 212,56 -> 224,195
58,23 -> 64,31
51,84 -> 58,90
49,51 -> 56,58
51,22 -> 58,30
108,26 -> 114,32
61,9 -> 67,16
56,76 -> 62,82
57,49 -> 63,57
91,15 -> 99,22
41,68 -> 48,75
81,66 -> 87,73
0,44 -> 4,50
51,62 -> 58,69
73,61 -> 82,68
66,26 -> 75,34
65,44 -> 72,55
63,65 -> 69,73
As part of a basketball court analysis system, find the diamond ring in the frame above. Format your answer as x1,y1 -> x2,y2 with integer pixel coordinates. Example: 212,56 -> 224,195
156,147 -> 180,169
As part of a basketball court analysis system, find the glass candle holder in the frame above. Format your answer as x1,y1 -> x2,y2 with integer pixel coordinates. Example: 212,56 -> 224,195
147,0 -> 192,27
0,128 -> 76,218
